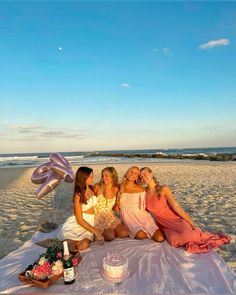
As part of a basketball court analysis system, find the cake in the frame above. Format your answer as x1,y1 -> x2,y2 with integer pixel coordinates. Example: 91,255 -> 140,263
101,252 -> 129,283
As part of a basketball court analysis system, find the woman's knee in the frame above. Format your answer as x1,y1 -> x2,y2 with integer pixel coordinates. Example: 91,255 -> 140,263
77,238 -> 90,251
103,228 -> 115,241
152,229 -> 165,242
115,224 -> 129,238
135,230 -> 147,240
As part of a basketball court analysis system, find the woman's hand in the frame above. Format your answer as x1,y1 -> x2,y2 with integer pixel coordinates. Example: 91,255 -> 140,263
94,231 -> 105,242
112,203 -> 120,212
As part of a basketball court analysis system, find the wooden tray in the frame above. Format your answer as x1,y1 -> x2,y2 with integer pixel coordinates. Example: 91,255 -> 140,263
18,272 -> 63,289
18,253 -> 82,289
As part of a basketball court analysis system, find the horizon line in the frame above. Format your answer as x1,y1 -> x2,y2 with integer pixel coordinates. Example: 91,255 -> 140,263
0,145 -> 236,155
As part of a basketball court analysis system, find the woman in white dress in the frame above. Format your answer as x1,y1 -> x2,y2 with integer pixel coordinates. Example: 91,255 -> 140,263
115,166 -> 164,241
93,167 -> 128,241
57,166 -> 104,251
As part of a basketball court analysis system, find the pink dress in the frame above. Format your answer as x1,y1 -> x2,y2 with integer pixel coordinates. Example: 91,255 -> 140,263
146,191 -> 231,253
120,192 -> 158,239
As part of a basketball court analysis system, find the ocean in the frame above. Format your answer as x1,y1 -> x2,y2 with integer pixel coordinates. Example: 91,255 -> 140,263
0,147 -> 236,168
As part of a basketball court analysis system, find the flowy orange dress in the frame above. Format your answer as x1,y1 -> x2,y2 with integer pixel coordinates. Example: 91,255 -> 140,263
146,191 -> 231,253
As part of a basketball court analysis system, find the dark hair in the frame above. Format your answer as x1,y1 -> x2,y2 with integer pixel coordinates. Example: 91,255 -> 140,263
140,167 -> 161,198
74,166 -> 93,204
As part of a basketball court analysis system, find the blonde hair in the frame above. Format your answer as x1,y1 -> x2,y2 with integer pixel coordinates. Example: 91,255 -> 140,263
98,167 -> 119,195
140,167 -> 161,198
120,166 -> 141,192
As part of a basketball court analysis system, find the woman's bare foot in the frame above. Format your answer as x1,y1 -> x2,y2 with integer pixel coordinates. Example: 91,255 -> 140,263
135,230 -> 148,240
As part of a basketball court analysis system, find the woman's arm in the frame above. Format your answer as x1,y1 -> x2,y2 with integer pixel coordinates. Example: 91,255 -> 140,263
74,195 -> 102,238
93,183 -> 101,197
162,186 -> 195,227
113,185 -> 122,211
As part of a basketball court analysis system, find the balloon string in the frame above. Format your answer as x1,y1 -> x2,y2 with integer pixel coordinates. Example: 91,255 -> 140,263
52,193 -> 56,225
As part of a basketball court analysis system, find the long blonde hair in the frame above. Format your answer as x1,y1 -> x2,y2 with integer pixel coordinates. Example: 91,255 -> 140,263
98,167 -> 119,195
140,167 -> 161,198
120,166 -> 141,192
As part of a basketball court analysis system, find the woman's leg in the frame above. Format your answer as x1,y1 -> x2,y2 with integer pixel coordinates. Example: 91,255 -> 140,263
102,228 -> 116,241
67,238 -> 90,252
135,230 -> 148,240
67,239 -> 78,253
115,223 -> 129,238
76,238 -> 90,251
152,229 -> 165,242
67,238 -> 91,254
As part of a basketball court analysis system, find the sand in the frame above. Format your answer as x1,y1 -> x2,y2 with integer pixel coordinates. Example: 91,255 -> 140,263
0,162 -> 235,272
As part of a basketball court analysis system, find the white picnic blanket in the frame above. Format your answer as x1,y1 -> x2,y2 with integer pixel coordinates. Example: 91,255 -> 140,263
0,229 -> 235,294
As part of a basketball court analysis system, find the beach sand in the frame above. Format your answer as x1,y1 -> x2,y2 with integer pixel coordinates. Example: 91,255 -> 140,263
0,162 -> 235,272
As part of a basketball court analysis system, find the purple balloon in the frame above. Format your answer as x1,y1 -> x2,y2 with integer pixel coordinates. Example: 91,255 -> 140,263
50,153 -> 70,169
31,162 -> 52,185
51,162 -> 74,183
50,153 -> 74,183
36,171 -> 61,199
31,152 -> 74,198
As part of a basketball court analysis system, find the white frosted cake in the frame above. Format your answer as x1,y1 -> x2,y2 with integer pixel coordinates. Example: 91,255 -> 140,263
101,252 -> 129,283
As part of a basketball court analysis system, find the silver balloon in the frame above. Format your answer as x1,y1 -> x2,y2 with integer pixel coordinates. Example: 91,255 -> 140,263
31,162 -> 52,185
31,152 -> 74,199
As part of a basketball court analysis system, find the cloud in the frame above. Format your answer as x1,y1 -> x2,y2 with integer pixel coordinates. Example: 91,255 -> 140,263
121,83 -> 130,88
152,47 -> 172,55
204,126 -> 236,134
7,124 -> 87,141
163,48 -> 172,55
10,124 -> 42,133
198,38 -> 230,50
40,130 -> 84,139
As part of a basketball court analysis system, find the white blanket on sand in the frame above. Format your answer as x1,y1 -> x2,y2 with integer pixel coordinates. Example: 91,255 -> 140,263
0,229 -> 235,294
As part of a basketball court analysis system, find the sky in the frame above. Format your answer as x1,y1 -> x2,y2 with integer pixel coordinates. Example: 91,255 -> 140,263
0,1 -> 235,153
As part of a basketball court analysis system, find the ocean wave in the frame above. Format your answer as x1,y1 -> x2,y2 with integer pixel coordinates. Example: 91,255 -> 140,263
0,161 -> 38,167
181,153 -> 208,157
0,156 -> 39,162
65,155 -> 84,160
156,152 -> 167,156
1,149 -> 236,169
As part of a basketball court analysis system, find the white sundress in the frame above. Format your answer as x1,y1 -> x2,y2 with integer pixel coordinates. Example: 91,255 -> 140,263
57,195 -> 97,241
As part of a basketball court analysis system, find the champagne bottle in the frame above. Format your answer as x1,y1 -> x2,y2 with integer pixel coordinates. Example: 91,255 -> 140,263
63,241 -> 75,285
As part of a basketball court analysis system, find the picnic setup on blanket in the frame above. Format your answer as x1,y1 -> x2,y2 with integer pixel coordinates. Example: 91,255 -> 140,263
0,229 -> 236,294
0,153 -> 235,294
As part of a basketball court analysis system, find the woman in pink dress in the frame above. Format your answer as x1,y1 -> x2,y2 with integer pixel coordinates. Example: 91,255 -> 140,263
140,167 -> 231,253
115,166 -> 164,242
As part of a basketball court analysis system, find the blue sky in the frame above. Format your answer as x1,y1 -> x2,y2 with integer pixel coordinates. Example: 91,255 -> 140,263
0,1 -> 235,153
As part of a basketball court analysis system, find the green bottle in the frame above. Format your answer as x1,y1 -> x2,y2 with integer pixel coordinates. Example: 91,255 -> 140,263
63,241 -> 75,285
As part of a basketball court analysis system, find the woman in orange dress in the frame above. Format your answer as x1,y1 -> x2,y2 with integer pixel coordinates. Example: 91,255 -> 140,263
140,167 -> 231,253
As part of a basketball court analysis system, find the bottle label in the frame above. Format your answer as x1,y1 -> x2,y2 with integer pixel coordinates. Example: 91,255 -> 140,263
64,267 -> 75,282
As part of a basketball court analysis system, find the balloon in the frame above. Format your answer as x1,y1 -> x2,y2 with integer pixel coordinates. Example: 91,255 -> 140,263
31,162 -> 52,185
31,153 -> 74,199
36,171 -> 61,199
51,163 -> 74,183
50,153 -> 71,169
